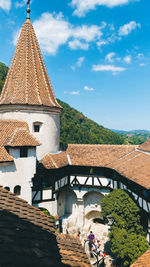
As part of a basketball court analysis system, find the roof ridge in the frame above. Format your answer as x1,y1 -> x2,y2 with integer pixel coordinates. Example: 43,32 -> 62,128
4,127 -> 28,146
107,149 -> 138,168
30,23 -> 42,105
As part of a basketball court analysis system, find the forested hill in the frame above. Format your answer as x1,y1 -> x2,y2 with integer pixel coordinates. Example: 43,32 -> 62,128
0,62 -> 8,91
0,62 -> 124,144
58,99 -> 124,144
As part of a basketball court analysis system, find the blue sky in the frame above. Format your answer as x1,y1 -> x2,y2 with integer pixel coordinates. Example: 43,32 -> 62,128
0,0 -> 150,130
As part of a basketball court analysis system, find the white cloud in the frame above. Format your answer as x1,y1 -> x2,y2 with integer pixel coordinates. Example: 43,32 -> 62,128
118,21 -> 141,36
124,55 -> 132,64
33,12 -> 72,55
71,56 -> 85,70
32,12 -> 102,54
70,0 -> 131,17
84,86 -> 94,91
77,57 -> 85,67
73,25 -> 102,42
68,39 -> 89,50
15,0 -> 26,8
96,40 -> 107,48
105,52 -> 116,63
71,90 -> 80,95
64,90 -> 80,95
137,53 -> 144,58
0,0 -> 11,11
139,63 -> 146,67
92,64 -> 126,73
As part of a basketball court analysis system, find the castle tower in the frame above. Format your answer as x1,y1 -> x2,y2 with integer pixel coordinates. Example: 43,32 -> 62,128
0,9 -> 62,160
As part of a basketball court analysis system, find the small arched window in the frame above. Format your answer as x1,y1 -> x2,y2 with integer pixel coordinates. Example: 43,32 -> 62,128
33,122 -> 42,133
4,186 -> 10,191
14,185 -> 21,196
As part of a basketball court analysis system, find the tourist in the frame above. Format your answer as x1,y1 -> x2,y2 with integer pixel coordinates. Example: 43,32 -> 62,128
91,239 -> 97,253
96,239 -> 101,255
88,231 -> 95,243
88,231 -> 95,253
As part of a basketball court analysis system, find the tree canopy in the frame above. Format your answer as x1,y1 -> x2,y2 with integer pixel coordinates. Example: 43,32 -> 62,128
58,99 -> 124,145
101,189 -> 149,266
101,189 -> 143,234
0,62 -> 8,91
110,228 -> 149,266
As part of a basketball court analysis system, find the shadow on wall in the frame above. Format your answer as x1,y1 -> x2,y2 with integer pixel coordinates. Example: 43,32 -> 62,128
57,188 -> 77,217
83,191 -> 103,216
1,163 -> 16,173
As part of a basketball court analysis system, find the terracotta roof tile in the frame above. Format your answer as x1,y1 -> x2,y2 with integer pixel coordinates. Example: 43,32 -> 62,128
131,249 -> 150,267
138,139 -> 150,152
0,120 -> 29,145
57,234 -> 91,267
0,146 -> 13,162
41,151 -> 69,169
0,119 -> 40,147
0,120 -> 40,162
67,144 -> 137,167
0,19 -> 62,111
5,128 -> 40,147
41,144 -> 150,189
108,150 -> 150,189
0,186 -> 91,266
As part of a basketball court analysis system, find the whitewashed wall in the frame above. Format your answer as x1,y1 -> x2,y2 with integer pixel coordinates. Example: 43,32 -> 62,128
0,147 -> 36,204
0,109 -> 60,160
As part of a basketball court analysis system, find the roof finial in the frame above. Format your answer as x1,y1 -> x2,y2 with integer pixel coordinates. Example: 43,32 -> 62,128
26,0 -> 31,19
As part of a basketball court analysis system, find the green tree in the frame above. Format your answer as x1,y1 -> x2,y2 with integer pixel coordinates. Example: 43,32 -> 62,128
109,228 -> 149,266
0,62 -> 8,92
101,189 -> 143,234
58,99 -> 125,145
101,189 -> 149,266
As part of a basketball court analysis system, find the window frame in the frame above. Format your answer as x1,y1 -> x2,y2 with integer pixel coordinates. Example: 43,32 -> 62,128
14,185 -> 21,196
33,122 -> 42,133
20,146 -> 28,158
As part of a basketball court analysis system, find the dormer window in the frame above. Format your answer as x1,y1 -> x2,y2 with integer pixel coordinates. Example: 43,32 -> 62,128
20,147 -> 28,158
33,122 -> 42,133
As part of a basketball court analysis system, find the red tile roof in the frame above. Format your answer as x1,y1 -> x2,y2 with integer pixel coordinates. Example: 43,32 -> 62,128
131,249 -> 150,267
0,146 -> 13,162
108,150 -> 150,189
0,19 -> 61,111
138,139 -> 150,152
41,143 -> 150,189
0,120 -> 40,162
67,144 -> 137,167
41,151 -> 69,169
5,128 -> 40,147
0,186 -> 91,267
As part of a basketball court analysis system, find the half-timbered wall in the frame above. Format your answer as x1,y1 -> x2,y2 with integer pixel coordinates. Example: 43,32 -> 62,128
32,165 -> 150,242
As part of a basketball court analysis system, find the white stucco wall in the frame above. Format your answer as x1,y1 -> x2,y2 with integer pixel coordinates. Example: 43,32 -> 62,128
0,110 -> 60,160
83,191 -> 103,216
0,147 -> 36,204
57,188 -> 77,217
37,199 -> 58,216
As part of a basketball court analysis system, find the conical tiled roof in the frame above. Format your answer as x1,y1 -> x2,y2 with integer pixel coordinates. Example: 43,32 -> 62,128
0,19 -> 62,111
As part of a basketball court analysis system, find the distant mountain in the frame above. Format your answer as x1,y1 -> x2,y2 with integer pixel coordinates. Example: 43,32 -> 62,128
111,129 -> 150,145
111,129 -> 150,135
58,99 -> 124,145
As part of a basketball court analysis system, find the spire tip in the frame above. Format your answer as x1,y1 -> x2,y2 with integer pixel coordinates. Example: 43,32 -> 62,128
26,0 -> 31,19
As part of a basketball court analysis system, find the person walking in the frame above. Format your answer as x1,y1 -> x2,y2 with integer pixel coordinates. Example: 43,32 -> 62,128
88,231 -> 95,256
